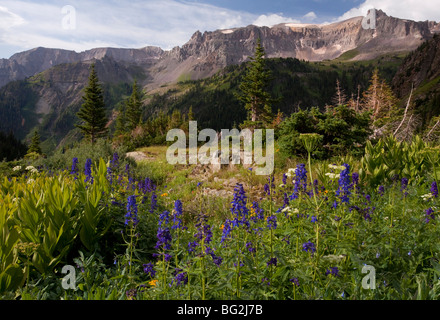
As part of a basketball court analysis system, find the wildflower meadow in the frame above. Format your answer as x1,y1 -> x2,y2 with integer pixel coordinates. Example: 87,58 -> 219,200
1,135 -> 440,301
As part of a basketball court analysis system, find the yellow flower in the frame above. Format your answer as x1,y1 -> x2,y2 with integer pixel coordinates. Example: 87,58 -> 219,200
161,193 -> 168,197
220,224 -> 224,230
149,279 -> 158,287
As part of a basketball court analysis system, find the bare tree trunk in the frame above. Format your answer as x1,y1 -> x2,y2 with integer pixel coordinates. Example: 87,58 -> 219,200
393,84 -> 413,137
427,119 -> 440,140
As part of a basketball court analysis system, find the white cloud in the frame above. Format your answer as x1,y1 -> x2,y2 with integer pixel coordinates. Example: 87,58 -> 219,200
303,11 -> 317,21
337,0 -> 440,22
252,14 -> 300,27
0,6 -> 25,30
0,0 -> 256,58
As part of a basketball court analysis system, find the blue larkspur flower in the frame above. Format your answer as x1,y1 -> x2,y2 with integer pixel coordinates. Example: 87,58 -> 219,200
267,215 -> 277,230
336,163 -> 351,203
267,257 -> 277,267
155,210 -> 172,251
290,278 -> 300,287
230,183 -> 249,228
378,185 -> 385,196
431,181 -> 438,198
71,157 -> 79,176
205,247 -> 223,266
171,269 -> 188,286
220,219 -> 233,244
188,241 -> 198,253
302,241 -> 316,254
250,201 -> 264,222
401,177 -> 409,196
325,267 -> 340,277
246,241 -> 256,254
142,262 -> 156,277
84,158 -> 93,183
194,214 -> 213,244
290,163 -> 307,200
172,200 -> 184,230
282,173 -> 287,185
125,195 -> 139,226
425,207 -> 435,223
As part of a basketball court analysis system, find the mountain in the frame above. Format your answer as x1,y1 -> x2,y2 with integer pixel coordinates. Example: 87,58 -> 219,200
0,10 -> 439,152
391,34 -> 440,128
0,10 -> 438,90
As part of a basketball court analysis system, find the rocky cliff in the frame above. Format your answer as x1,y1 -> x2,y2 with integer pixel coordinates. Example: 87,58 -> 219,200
0,10 -> 438,90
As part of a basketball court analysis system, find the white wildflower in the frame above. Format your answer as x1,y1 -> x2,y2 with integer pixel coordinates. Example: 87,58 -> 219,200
421,193 -> 434,201
325,172 -> 340,179
27,178 -> 35,184
328,164 -> 346,171
12,166 -> 21,171
25,166 -> 35,171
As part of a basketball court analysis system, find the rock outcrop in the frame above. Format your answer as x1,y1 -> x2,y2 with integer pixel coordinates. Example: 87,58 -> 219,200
0,10 -> 438,89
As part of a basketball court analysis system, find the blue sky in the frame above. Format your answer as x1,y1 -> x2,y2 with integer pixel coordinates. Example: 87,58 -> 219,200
0,0 -> 438,59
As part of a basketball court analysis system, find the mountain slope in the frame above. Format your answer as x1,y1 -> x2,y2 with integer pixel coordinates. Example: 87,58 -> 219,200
391,34 -> 440,127
0,10 -> 437,90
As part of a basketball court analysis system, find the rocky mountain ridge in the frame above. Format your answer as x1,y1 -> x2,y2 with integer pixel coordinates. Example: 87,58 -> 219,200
0,10 -> 438,89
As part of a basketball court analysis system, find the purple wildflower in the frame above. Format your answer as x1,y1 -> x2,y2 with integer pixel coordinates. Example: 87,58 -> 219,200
246,242 -> 256,254
70,157 -> 79,176
302,241 -> 316,254
172,200 -> 184,230
142,262 -> 156,277
220,219 -> 233,244
336,163 -> 351,203
188,241 -> 198,253
84,158 -> 93,183
267,214 -> 277,230
230,183 -> 249,228
290,278 -> 300,287
171,270 -> 188,286
290,163 -> 307,200
378,185 -> 385,196
267,257 -> 277,267
155,211 -> 172,251
431,181 -> 438,198
325,267 -> 340,277
401,178 -> 409,196
425,207 -> 435,223
125,195 -> 139,226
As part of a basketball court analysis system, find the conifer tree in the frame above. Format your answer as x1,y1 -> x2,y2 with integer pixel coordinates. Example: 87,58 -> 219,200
188,106 -> 195,121
114,103 -> 126,136
27,130 -> 42,154
362,69 -> 398,119
76,63 -> 108,144
237,38 -> 274,128
126,80 -> 143,131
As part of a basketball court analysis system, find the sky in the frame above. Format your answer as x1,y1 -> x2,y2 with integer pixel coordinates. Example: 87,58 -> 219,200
0,0 -> 439,59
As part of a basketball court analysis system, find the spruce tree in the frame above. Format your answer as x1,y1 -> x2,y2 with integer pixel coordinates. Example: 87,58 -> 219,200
125,80 -> 143,131
114,103 -> 126,136
76,63 -> 108,144
237,38 -> 274,129
27,130 -> 42,154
